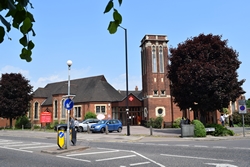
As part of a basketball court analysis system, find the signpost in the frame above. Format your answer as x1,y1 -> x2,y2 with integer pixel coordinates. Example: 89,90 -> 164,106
64,98 -> 74,110
238,99 -> 246,137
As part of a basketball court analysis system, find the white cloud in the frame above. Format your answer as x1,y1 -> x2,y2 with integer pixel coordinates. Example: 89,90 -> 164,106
0,65 -> 31,79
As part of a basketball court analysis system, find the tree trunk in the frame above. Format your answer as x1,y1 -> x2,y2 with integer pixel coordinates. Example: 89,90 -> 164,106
9,118 -> 12,128
200,110 -> 206,126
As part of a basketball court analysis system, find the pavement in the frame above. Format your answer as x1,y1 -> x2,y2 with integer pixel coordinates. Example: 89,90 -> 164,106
1,126 -> 250,154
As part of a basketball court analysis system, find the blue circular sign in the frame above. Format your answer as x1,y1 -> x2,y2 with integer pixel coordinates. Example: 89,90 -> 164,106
240,105 -> 245,111
59,132 -> 64,138
64,98 -> 74,110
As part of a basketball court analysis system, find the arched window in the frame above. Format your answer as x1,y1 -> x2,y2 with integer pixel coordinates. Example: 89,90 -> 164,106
159,46 -> 164,73
152,45 -> 157,73
62,99 -> 66,118
54,100 -> 58,119
34,102 -> 38,119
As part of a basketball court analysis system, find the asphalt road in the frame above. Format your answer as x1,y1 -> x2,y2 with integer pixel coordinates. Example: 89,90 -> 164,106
0,133 -> 249,167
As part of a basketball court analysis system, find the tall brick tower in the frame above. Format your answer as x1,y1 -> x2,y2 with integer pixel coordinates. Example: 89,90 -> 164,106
140,35 -> 180,126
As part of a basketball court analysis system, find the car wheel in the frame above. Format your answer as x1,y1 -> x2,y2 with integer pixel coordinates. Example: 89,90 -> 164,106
117,127 -> 122,133
78,127 -> 83,132
100,127 -> 105,133
109,131 -> 113,133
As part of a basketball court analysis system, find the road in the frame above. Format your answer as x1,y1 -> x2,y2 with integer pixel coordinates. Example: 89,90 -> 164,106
0,134 -> 249,167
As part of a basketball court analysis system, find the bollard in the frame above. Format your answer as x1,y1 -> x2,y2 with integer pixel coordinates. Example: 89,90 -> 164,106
150,126 -> 153,136
22,125 -> 24,130
105,125 -> 109,134
87,125 -> 90,134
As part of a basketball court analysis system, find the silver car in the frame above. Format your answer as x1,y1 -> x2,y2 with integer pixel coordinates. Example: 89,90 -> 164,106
77,119 -> 99,132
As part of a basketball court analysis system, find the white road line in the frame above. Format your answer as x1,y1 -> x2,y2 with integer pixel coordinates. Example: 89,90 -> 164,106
161,154 -> 234,162
57,155 -> 91,162
158,144 -> 169,146
132,151 -> 165,167
0,146 -> 33,153
130,161 -> 151,166
175,144 -> 190,147
19,145 -> 56,149
0,142 -> 23,145
213,146 -> 227,149
96,155 -> 136,162
5,143 -> 42,147
67,150 -> 120,157
232,147 -> 250,150
194,145 -> 208,148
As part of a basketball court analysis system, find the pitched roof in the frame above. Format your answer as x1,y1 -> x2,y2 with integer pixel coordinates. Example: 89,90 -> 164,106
32,75 -> 124,106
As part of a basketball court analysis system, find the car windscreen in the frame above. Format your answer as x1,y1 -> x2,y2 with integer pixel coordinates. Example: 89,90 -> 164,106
98,120 -> 107,124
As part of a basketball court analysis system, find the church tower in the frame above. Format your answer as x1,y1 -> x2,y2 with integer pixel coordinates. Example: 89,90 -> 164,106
140,35 -> 179,126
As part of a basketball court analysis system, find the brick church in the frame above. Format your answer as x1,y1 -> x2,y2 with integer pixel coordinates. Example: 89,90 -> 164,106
27,35 -> 225,127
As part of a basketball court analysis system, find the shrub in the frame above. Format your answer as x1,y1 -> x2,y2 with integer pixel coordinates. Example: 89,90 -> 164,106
84,111 -> 97,120
15,115 -> 30,129
192,120 -> 206,137
232,112 -> 250,126
206,124 -> 235,136
146,116 -> 163,128
173,117 -> 182,128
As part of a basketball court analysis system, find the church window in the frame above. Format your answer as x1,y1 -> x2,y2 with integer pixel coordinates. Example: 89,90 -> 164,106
159,46 -> 164,73
152,46 -> 157,73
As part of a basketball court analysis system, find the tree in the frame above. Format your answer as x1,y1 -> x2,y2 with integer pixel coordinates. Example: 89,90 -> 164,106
0,0 -> 35,62
0,0 -> 123,62
0,73 -> 33,127
168,33 -> 245,124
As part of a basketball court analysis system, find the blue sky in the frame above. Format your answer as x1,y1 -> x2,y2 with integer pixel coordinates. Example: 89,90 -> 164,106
0,1 -> 249,99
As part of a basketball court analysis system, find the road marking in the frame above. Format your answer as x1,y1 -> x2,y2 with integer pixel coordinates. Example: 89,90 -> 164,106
194,145 -> 208,148
96,155 -> 136,161
67,150 -> 120,156
0,142 -> 23,145
5,143 -> 42,147
57,155 -> 91,162
0,146 -> 33,153
19,145 -> 56,149
158,144 -> 169,146
132,151 -> 165,167
161,154 -> 234,162
213,146 -> 227,149
233,147 -> 250,150
175,144 -> 189,147
130,161 -> 151,166
205,163 -> 238,167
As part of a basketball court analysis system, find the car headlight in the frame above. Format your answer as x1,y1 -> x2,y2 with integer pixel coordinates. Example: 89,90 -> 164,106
95,125 -> 101,128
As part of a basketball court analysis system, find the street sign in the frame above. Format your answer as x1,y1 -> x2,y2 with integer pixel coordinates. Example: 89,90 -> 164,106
238,99 -> 247,114
40,111 -> 52,123
64,98 -> 74,110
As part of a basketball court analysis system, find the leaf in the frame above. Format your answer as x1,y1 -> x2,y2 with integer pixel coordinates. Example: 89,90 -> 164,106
27,12 -> 35,22
0,26 -> 5,43
104,1 -> 114,14
7,0 -> 16,10
108,21 -> 118,34
21,17 -> 32,34
20,48 -> 32,61
113,9 -> 122,24
19,35 -> 27,46
0,15 -> 11,32
28,40 -> 35,50
118,0 -> 122,6
13,10 -> 26,25
31,28 -> 36,36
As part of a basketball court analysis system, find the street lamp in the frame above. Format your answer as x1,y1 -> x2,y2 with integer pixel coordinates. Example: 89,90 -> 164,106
66,60 -> 72,149
119,25 -> 130,136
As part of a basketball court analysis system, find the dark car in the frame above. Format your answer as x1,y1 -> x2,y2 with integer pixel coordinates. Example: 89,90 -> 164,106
90,119 -> 122,133
54,124 -> 67,131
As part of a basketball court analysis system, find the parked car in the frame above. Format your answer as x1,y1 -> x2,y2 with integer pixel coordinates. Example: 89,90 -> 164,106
90,119 -> 122,133
77,119 -> 99,132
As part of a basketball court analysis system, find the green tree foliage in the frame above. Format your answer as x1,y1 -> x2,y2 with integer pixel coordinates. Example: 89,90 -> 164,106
0,0 -> 123,61
0,0 -> 35,62
168,33 -> 245,123
0,73 -> 33,127
246,99 -> 250,109
15,115 -> 30,128
84,111 -> 97,120
146,116 -> 163,128
232,112 -> 250,126
192,120 -> 206,137
104,0 -> 123,34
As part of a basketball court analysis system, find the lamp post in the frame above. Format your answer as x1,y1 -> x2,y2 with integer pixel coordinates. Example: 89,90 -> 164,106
66,60 -> 72,149
119,25 -> 130,136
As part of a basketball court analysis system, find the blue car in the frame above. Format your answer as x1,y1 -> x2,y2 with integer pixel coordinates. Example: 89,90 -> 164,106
90,119 -> 122,133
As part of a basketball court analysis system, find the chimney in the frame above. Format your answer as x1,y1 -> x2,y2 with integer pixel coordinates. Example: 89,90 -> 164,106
135,86 -> 138,91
